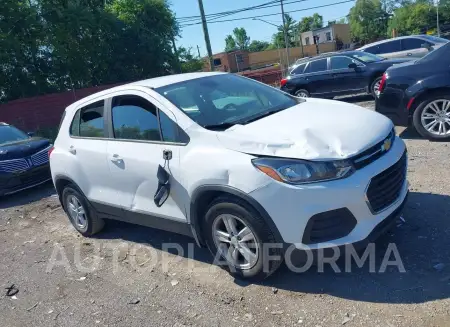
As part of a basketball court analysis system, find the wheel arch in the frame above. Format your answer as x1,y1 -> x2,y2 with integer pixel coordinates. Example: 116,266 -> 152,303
54,175 -> 86,210
408,87 -> 450,113
189,185 -> 284,247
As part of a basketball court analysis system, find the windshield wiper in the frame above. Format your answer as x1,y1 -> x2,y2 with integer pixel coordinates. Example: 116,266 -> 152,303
203,122 -> 236,131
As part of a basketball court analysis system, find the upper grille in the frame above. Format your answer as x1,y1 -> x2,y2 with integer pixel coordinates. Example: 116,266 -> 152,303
31,148 -> 50,166
366,151 -> 407,213
0,159 -> 30,173
352,129 -> 395,170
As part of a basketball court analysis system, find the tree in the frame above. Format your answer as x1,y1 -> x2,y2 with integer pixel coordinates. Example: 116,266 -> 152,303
387,2 -> 437,36
348,0 -> 388,43
298,13 -> 323,32
248,40 -> 270,52
273,14 -> 297,48
177,47 -> 204,72
224,27 -> 250,51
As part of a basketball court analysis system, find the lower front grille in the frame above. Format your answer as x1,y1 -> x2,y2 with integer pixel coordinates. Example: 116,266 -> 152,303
302,208 -> 357,244
0,159 -> 29,173
366,151 -> 407,213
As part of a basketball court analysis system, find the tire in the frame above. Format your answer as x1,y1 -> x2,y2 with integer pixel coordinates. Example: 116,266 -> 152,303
295,89 -> 310,98
370,76 -> 382,98
413,94 -> 450,140
203,195 -> 283,281
62,185 -> 105,236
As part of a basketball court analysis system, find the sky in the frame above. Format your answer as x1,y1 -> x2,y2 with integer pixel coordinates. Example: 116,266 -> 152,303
170,0 -> 356,55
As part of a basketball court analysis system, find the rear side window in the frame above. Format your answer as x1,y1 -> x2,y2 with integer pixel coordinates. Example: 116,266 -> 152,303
291,63 -> 307,75
402,38 -> 429,51
70,100 -> 105,138
377,40 -> 401,54
307,59 -> 328,73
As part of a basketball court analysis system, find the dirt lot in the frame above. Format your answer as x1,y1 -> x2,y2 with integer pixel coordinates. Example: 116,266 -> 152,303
1,97 -> 450,327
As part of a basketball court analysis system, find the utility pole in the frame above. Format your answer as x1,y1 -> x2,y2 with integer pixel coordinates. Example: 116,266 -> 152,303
197,0 -> 214,71
197,45 -> 201,58
436,0 -> 441,37
280,0 -> 290,69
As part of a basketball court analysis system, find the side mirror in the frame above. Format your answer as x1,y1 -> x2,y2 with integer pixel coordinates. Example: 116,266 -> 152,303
421,43 -> 432,51
348,63 -> 358,69
154,165 -> 170,207
27,132 -> 34,137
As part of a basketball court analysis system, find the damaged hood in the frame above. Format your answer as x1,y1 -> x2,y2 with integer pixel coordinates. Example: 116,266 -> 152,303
217,98 -> 393,160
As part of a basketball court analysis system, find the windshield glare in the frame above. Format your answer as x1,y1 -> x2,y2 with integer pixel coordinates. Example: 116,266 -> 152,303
350,52 -> 383,63
0,126 -> 29,145
156,74 -> 298,129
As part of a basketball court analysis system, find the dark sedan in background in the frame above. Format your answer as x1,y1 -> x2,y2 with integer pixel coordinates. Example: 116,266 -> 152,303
376,42 -> 450,140
0,123 -> 52,196
280,51 -> 410,99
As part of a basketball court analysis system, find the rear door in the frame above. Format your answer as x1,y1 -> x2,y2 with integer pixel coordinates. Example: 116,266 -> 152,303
301,58 -> 334,96
329,56 -> 367,94
67,100 -> 114,204
400,37 -> 430,58
105,90 -> 188,223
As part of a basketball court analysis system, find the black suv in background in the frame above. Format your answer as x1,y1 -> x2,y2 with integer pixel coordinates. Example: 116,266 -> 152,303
280,51 -> 410,99
376,42 -> 450,140
0,123 -> 52,195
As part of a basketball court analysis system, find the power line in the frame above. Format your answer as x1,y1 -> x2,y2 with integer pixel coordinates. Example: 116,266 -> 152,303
179,0 -> 355,27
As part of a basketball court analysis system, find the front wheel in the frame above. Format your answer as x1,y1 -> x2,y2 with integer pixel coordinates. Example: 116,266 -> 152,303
204,196 -> 283,281
413,94 -> 450,140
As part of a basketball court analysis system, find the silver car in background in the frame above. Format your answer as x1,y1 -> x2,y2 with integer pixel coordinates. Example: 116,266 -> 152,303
358,35 -> 448,59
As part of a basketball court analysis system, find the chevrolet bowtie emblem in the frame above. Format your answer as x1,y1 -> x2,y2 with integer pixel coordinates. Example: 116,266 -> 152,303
382,138 -> 392,152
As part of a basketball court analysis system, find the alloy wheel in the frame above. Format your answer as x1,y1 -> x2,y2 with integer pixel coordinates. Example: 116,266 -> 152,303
420,99 -> 450,136
212,214 -> 259,270
373,79 -> 382,95
295,90 -> 309,98
67,195 -> 87,229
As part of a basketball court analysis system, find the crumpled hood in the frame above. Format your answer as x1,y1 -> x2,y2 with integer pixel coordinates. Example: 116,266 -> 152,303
217,98 -> 393,160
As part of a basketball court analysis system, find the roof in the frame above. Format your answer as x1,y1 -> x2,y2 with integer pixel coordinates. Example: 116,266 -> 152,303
358,35 -> 432,49
129,72 -> 226,88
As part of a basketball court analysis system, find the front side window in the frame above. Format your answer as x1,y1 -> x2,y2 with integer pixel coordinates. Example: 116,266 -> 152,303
330,56 -> 354,70
307,58 -> 328,73
155,74 -> 298,129
402,38 -> 429,51
0,125 -> 29,145
111,96 -> 161,141
364,45 -> 379,54
70,101 -> 105,138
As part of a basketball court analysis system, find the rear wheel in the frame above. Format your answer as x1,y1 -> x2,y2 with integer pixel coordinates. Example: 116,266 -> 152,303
295,89 -> 310,98
204,196 -> 283,281
370,76 -> 382,98
413,94 -> 450,140
62,185 -> 105,236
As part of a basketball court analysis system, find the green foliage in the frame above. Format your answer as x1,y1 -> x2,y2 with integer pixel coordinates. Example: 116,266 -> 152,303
224,27 -> 250,51
1,0 -> 178,103
248,40 -> 270,52
388,2 -> 436,36
298,13 -> 323,32
348,0 -> 388,43
177,47 -> 203,73
273,14 -> 297,48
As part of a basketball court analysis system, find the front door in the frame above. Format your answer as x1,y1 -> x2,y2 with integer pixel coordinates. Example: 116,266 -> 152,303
302,58 -> 334,96
329,56 -> 367,94
106,92 -> 187,222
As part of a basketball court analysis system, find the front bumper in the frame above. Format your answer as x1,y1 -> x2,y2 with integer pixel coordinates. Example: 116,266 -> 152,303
249,136 -> 408,249
0,164 -> 51,196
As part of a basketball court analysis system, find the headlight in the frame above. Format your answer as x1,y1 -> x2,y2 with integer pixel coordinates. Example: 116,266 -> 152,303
252,157 -> 355,184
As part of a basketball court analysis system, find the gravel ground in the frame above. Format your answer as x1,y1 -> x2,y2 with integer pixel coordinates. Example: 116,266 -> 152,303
1,96 -> 450,327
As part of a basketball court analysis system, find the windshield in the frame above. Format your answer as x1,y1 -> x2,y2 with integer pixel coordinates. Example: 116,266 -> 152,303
0,125 -> 29,145
350,52 -> 383,63
421,35 -> 449,44
155,74 -> 298,129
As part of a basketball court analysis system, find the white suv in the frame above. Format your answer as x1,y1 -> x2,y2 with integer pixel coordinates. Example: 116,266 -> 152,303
50,72 -> 409,280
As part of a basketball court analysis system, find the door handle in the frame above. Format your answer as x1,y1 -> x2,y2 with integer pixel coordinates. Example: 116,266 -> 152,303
69,146 -> 76,155
407,53 -> 412,56
110,154 -> 122,162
